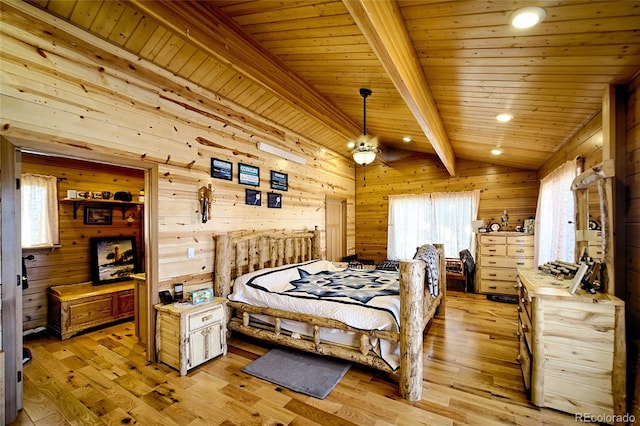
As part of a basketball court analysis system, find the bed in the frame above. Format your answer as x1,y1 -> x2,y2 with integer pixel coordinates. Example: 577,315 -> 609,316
213,227 -> 446,401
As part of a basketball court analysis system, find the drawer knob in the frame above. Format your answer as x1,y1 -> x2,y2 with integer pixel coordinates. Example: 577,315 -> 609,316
489,273 -> 497,277
489,286 -> 497,289
202,315 -> 211,322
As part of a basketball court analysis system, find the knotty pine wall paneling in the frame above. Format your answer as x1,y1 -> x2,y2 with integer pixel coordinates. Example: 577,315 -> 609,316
21,154 -> 144,331
0,2 -> 355,326
354,154 -> 539,263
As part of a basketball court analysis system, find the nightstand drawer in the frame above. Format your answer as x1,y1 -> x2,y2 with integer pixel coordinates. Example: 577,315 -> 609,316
189,305 -> 223,332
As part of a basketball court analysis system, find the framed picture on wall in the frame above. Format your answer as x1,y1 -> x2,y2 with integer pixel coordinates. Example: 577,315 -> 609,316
267,192 -> 282,208
238,163 -> 260,186
270,171 -> 288,191
84,207 -> 112,225
211,158 -> 232,180
245,189 -> 262,206
90,236 -> 137,285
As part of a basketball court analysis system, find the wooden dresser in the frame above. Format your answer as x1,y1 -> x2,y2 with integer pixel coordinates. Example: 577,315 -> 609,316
517,269 -> 626,422
48,281 -> 135,340
155,299 -> 227,375
475,232 -> 534,295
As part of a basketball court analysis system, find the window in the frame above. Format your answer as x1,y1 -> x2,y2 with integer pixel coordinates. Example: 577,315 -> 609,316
388,190 -> 480,259
534,161 -> 576,265
21,173 -> 59,248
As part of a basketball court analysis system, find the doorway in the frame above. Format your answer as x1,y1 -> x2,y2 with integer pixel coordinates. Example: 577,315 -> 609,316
1,136 -> 158,423
325,197 -> 347,261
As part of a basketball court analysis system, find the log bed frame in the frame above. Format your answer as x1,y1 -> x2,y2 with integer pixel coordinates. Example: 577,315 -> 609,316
213,227 -> 446,401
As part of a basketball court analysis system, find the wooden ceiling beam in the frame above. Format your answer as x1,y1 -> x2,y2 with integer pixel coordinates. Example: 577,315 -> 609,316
129,0 -> 362,144
343,0 -> 456,176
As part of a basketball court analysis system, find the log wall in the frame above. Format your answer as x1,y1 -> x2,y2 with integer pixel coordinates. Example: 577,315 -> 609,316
0,4 -> 355,330
354,154 -> 539,263
21,153 -> 144,331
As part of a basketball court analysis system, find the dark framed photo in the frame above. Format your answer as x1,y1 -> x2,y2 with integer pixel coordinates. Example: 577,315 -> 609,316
89,236 -> 138,285
267,192 -> 282,208
211,158 -> 232,181
238,163 -> 260,186
245,189 -> 262,206
270,170 -> 288,191
84,206 -> 112,225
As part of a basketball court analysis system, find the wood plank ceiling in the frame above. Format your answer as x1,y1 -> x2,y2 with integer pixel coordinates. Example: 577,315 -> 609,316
29,0 -> 640,174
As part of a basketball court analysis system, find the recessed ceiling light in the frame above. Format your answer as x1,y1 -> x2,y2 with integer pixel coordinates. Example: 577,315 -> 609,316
496,113 -> 513,122
403,136 -> 412,143
491,149 -> 503,156
347,141 -> 355,149
511,7 -> 546,29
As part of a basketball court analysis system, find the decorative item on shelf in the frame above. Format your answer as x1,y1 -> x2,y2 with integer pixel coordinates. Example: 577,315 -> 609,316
114,191 -> 132,201
197,184 -> 214,223
500,209 -> 509,229
102,191 -> 112,200
489,222 -> 501,232
188,288 -> 213,305
524,218 -> 535,234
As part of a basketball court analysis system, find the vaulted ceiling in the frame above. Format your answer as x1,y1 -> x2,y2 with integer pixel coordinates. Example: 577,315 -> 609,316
30,0 -> 640,175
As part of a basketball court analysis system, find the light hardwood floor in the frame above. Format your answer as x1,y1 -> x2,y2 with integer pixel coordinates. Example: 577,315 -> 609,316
15,292 -> 578,425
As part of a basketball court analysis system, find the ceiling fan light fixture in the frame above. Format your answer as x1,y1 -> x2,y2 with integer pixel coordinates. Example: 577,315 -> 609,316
491,149 -> 503,156
511,7 -> 546,29
403,136 -> 412,143
353,144 -> 377,165
351,88 -> 378,165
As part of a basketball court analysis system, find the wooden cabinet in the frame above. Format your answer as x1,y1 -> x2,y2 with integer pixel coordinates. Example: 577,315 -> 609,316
47,281 -> 135,340
475,232 -> 534,295
517,269 -> 626,422
155,299 -> 227,375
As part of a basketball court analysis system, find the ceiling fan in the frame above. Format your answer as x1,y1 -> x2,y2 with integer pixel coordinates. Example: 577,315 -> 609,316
351,88 -> 379,166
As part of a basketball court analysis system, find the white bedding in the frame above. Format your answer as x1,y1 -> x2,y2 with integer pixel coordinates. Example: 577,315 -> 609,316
228,259 -> 404,369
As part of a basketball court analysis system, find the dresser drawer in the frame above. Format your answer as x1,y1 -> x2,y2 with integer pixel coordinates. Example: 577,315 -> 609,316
480,235 -> 506,245
480,256 -> 534,269
507,245 -> 534,257
480,245 -> 507,256
479,279 -> 517,295
188,305 -> 223,332
481,268 -> 518,281
507,235 -> 534,246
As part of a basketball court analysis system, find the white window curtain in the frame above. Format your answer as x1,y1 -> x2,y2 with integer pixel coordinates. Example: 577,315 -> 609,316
534,161 -> 576,265
388,190 -> 480,259
21,173 -> 59,248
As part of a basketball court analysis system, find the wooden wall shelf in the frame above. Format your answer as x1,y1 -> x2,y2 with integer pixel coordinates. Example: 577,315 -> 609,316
60,198 -> 143,219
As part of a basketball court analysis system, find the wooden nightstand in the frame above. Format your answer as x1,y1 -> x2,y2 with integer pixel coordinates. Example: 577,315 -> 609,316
155,298 -> 227,375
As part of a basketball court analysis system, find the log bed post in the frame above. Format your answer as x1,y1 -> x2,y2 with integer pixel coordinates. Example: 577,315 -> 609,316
399,259 -> 425,401
434,243 -> 446,316
214,233 -> 231,298
312,226 -> 321,259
